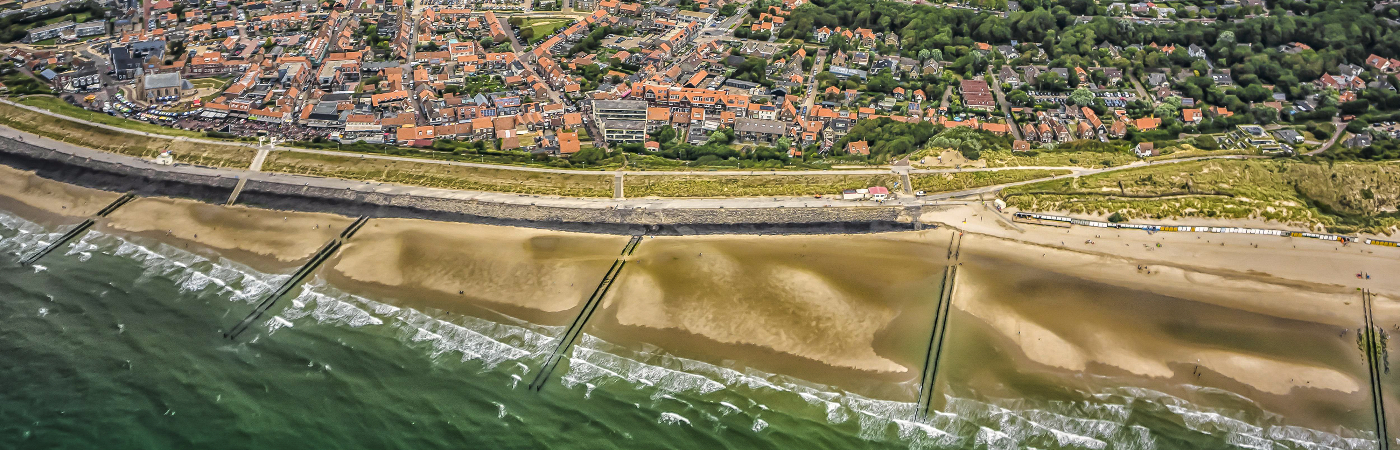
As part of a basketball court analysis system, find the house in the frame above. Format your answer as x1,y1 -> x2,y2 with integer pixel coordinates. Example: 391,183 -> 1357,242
557,132 -> 581,155
999,66 -> 1022,87
1272,129 -> 1303,144
1134,142 -> 1157,157
1345,134 -> 1373,148
1182,108 -> 1202,124
1146,72 -> 1168,87
959,79 -> 995,111
1187,44 -> 1207,59
733,118 -> 785,143
868,186 -> 889,201
1134,117 -> 1161,130
846,140 -> 869,155
1012,140 -> 1030,152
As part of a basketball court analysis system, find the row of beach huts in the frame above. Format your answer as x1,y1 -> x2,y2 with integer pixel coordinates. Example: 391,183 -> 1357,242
1012,212 -> 1400,248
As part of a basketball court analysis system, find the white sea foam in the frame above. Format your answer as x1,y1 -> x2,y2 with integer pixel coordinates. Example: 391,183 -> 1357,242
0,211 -> 65,258
752,418 -> 768,432
657,412 -> 691,426
266,316 -> 294,334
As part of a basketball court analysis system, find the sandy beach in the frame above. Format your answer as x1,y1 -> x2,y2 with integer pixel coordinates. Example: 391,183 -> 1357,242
920,203 -> 1398,299
327,218 -> 627,322
0,165 -> 121,219
595,232 -> 951,382
103,197 -> 354,265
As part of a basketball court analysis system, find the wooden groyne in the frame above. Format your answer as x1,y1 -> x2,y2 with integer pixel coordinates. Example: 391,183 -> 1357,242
19,193 -> 135,266
224,216 -> 370,340
528,235 -> 643,392
1362,289 -> 1391,450
917,233 -> 962,420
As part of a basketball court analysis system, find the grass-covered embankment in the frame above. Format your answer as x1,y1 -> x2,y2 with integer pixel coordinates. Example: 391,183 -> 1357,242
1003,159 -> 1400,233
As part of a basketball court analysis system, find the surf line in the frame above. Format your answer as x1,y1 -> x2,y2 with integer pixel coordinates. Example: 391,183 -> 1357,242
528,234 -> 643,392
917,234 -> 962,420
20,193 -> 136,266
224,216 -> 370,340
1362,289 -> 1391,449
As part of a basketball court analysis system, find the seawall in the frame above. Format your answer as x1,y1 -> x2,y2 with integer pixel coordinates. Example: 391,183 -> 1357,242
0,135 -> 925,236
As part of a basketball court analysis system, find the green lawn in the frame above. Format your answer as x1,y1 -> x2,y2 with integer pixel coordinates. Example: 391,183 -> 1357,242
189,78 -> 229,90
522,18 -> 569,43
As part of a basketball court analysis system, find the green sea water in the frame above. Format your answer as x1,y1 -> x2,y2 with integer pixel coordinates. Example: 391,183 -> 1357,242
0,209 -> 1381,449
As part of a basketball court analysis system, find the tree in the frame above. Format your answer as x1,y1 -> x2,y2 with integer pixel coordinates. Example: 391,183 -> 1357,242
1007,89 -> 1033,105
1250,105 -> 1277,123
1069,87 -> 1095,106
649,125 -> 677,143
867,72 -> 898,93
1154,102 -> 1177,119
1035,71 -> 1067,91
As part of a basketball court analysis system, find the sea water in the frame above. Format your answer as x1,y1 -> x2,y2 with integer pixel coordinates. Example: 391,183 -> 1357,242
0,210 -> 1381,449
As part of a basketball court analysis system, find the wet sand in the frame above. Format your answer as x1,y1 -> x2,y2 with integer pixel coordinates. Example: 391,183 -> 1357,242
586,231 -> 951,398
102,197 -> 354,268
937,250 -> 1373,433
0,164 -> 120,220
326,218 -> 628,325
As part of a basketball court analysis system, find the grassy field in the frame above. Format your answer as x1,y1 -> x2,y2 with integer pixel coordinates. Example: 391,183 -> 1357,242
1003,159 -> 1400,233
15,96 -> 209,139
522,18 -> 569,43
910,169 -> 1072,193
0,102 -> 256,168
262,151 -> 615,198
981,149 -> 1140,168
189,78 -> 229,90
624,173 -> 898,198
1145,145 -> 1257,162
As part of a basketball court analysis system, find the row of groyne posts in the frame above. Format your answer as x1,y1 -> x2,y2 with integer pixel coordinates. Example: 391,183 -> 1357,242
15,190 -> 650,391
1363,288 -> 1392,450
915,231 -> 963,420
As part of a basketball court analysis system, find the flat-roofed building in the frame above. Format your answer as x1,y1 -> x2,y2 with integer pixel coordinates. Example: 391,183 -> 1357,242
600,119 -> 647,143
592,99 -> 648,121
